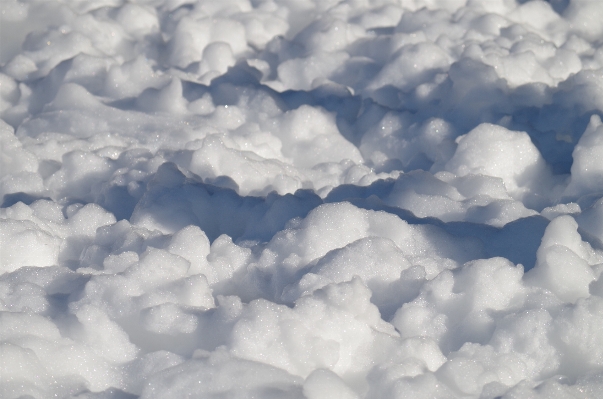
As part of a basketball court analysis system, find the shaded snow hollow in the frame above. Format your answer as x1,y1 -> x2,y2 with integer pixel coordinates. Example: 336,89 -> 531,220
1,0 -> 603,398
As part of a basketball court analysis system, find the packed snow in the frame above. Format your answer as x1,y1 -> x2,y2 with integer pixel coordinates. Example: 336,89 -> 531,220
1,0 -> 603,398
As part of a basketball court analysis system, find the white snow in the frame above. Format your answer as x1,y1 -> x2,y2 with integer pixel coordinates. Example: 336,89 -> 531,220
1,0 -> 603,398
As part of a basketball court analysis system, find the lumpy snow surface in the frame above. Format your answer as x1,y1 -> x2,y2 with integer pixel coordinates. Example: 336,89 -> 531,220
1,0 -> 603,398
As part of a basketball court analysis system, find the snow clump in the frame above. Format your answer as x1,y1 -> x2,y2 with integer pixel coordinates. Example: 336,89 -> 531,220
2,0 -> 603,398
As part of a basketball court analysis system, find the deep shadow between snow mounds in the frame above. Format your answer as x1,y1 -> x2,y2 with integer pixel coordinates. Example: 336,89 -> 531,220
130,162 -> 322,243
1,192 -> 52,208
134,163 -> 548,271
326,178 -> 549,271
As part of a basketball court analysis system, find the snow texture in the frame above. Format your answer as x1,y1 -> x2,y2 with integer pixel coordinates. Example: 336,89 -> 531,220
1,0 -> 603,398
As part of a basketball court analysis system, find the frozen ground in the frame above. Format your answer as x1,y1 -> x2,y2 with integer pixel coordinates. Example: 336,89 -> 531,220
1,0 -> 603,398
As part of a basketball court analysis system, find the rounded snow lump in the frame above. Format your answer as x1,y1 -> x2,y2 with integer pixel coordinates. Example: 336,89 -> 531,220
445,123 -> 550,202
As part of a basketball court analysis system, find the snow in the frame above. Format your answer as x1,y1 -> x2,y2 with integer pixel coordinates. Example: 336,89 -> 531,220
1,0 -> 603,398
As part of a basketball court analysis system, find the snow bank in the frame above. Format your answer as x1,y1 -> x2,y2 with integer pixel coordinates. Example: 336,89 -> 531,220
2,0 -> 603,398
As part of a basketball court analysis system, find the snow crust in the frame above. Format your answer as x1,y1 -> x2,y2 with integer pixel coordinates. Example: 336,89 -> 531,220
1,0 -> 603,398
